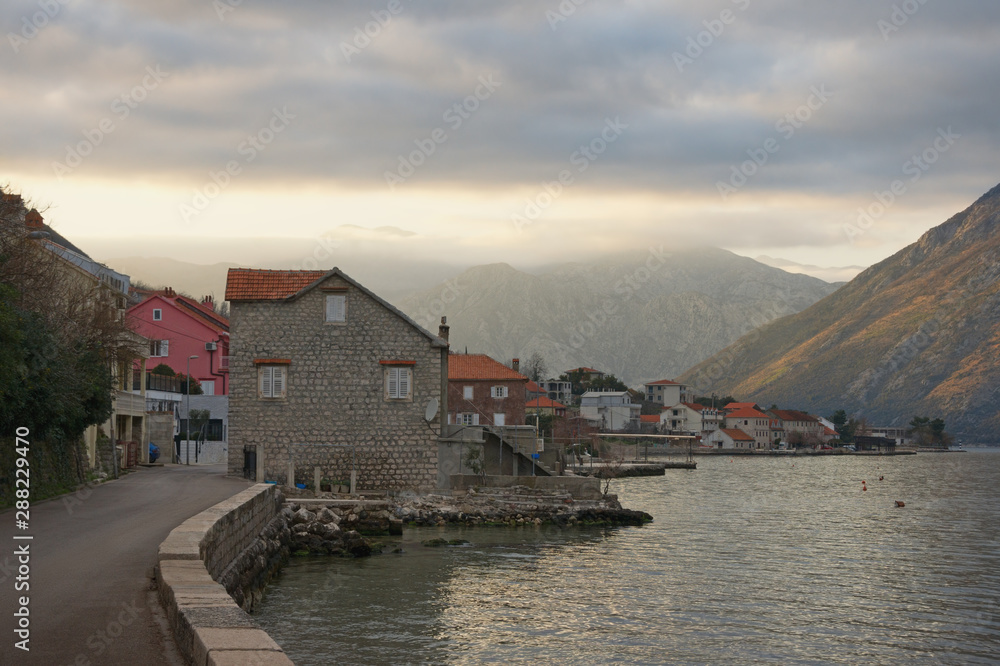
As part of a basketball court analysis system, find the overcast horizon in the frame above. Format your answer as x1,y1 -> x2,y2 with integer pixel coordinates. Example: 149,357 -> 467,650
3,1 -> 998,277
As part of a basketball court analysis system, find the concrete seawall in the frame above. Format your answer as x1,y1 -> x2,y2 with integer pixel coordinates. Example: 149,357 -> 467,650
156,483 -> 294,666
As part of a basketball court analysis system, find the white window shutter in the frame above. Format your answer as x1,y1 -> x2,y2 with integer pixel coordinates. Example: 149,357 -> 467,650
272,367 -> 285,397
399,369 -> 410,398
261,367 -> 272,397
326,294 -> 346,322
494,413 -> 505,426
473,413 -> 480,426
387,368 -> 399,398
162,340 -> 169,357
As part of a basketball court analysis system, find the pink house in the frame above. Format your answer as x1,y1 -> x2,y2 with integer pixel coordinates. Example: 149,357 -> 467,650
128,287 -> 230,395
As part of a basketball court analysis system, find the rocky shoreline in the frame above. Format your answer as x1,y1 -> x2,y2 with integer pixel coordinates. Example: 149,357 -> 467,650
279,485 -> 653,558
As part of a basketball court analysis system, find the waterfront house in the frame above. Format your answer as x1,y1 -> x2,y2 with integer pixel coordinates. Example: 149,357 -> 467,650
706,428 -> 757,449
767,409 -> 824,447
129,288 -> 231,395
448,353 -> 528,427
725,406 -> 773,449
580,390 -> 641,431
225,267 -> 449,491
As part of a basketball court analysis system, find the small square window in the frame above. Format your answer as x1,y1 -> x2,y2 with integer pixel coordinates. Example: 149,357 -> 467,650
325,294 -> 346,323
153,309 -> 162,321
491,385 -> 508,398
385,367 -> 412,400
259,366 -> 287,399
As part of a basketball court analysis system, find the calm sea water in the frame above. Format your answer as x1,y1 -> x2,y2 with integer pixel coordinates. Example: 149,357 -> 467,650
255,451 -> 1000,664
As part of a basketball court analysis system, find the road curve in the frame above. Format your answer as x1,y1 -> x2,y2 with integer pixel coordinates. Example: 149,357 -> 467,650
1,463 -> 251,665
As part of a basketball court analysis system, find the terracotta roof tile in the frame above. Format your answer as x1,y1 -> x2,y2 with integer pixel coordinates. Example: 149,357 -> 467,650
449,354 -> 528,381
640,415 -> 661,423
225,269 -> 328,301
720,428 -> 756,441
646,378 -> 683,386
526,396 -> 566,409
727,407 -> 770,419
769,409 -> 818,422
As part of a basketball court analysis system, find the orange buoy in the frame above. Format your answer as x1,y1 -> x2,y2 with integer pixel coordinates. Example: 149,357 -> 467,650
863,486 -> 867,491
895,500 -> 905,507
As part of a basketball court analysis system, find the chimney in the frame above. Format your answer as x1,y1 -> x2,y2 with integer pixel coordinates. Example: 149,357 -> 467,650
201,295 -> 214,308
25,209 -> 44,230
512,358 -> 520,372
164,287 -> 175,298
438,316 -> 449,343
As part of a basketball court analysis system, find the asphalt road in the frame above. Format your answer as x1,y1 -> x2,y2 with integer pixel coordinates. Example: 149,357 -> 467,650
0,463 -> 252,666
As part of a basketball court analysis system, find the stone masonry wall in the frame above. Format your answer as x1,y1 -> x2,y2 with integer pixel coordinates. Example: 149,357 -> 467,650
228,275 -> 444,492
156,483 -> 293,665
449,377 -> 527,426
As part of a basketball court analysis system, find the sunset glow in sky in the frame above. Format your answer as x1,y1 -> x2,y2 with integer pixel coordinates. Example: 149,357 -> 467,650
3,1 -> 998,276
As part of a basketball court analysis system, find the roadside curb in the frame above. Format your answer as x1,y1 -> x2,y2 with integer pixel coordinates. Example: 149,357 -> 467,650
156,483 -> 294,665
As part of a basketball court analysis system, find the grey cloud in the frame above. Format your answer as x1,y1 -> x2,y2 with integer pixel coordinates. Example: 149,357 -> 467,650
1,0 -> 998,210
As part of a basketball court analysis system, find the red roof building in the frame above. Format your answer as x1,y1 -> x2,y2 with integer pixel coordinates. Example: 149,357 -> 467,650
449,353 -> 528,427
526,396 -> 567,417
129,287 -> 230,395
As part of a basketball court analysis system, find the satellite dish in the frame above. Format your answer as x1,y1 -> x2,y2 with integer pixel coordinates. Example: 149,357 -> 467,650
424,397 -> 439,422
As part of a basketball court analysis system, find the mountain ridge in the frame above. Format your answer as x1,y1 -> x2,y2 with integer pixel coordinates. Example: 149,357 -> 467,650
679,183 -> 1000,443
398,247 -> 842,386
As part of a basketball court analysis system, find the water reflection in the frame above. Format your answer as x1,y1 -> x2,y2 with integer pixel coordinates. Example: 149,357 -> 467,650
256,451 -> 1000,664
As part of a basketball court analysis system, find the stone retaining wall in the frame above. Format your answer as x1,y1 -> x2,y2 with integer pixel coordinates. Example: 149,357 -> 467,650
449,474 -> 603,500
156,483 -> 294,666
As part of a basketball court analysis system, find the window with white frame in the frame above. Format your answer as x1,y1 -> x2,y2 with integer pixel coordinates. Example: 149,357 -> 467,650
491,385 -> 508,398
325,294 -> 347,323
463,385 -> 474,400
150,339 -> 169,357
153,308 -> 162,321
384,366 -> 412,400
459,413 -> 479,426
258,365 -> 287,399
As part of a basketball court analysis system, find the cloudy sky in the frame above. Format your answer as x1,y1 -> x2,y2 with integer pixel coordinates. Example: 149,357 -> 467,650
2,0 -> 998,278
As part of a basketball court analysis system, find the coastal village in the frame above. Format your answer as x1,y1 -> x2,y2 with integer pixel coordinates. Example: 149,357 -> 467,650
2,193 -> 924,501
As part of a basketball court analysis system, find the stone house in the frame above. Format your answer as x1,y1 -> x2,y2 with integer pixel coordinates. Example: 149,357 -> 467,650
767,409 -> 825,446
448,353 -> 527,427
725,406 -> 774,449
225,268 -> 449,492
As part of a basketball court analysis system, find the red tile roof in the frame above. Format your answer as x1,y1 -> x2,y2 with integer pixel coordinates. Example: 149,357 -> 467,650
725,402 -> 763,411
720,428 -> 755,441
449,354 -> 528,381
727,407 -> 770,419
769,409 -> 818,423
225,269 -> 328,301
640,415 -> 661,423
646,379 -> 682,386
682,402 -> 705,411
526,396 -> 566,409
526,380 -> 544,394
